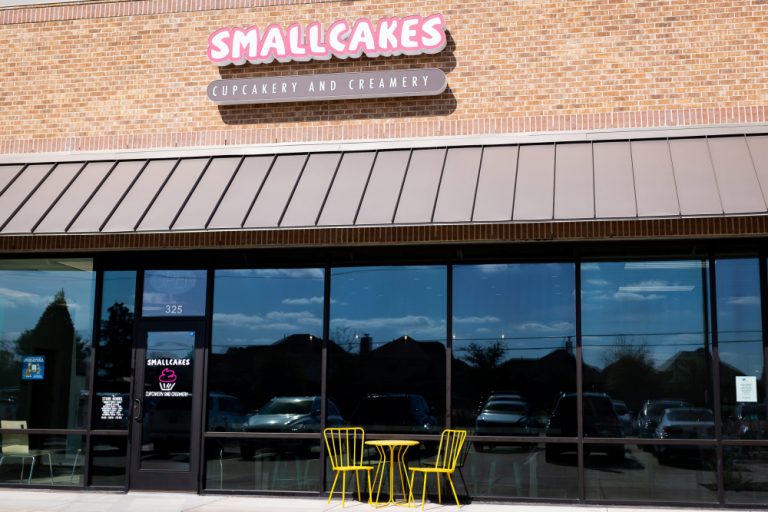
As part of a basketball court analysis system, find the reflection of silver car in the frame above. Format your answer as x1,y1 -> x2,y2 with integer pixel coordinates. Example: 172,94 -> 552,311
207,392 -> 247,432
612,400 -> 633,436
240,396 -> 343,459
654,407 -> 715,463
474,399 -> 531,451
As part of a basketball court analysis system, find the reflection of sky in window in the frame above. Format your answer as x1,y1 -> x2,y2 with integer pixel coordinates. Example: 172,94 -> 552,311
715,258 -> 763,378
212,269 -> 324,353
330,266 -> 446,347
582,261 -> 708,369
0,268 -> 95,346
453,263 -> 575,361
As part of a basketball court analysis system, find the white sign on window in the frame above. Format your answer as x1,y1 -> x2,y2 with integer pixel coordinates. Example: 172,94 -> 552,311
736,376 -> 758,403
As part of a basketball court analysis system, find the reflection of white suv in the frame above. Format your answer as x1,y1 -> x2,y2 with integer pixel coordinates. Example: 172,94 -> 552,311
207,392 -> 247,432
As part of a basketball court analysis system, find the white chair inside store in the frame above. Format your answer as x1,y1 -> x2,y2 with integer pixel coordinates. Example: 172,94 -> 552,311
0,420 -> 54,484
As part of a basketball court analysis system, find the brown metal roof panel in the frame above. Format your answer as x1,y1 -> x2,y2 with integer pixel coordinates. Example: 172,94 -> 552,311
2,163 -> 82,234
317,152 -> 376,226
473,146 -> 518,222
708,136 -> 766,214
395,148 -> 446,224
68,161 -> 145,233
0,165 -> 23,195
207,155 -> 273,230
356,150 -> 410,225
244,154 -> 307,228
513,144 -> 555,221
554,143 -> 593,219
747,135 -> 768,205
669,138 -> 723,215
36,162 -> 115,234
631,139 -> 680,217
281,153 -> 341,227
101,160 -> 177,233
0,164 -> 54,230
173,157 -> 241,231
433,147 -> 483,223
136,158 -> 208,232
593,141 -> 637,218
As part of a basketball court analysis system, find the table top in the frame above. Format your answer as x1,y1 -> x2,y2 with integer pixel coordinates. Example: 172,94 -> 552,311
364,439 -> 420,447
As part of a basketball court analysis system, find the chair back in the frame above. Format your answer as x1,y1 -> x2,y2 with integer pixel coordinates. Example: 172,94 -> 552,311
432,429 -> 467,471
1,420 -> 30,455
323,427 -> 366,469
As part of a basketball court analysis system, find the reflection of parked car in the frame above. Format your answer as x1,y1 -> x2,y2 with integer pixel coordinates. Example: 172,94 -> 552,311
351,393 -> 437,432
635,399 -> 693,439
474,399 -> 532,451
612,400 -> 633,437
730,402 -> 768,439
545,392 -> 624,462
654,407 -> 715,463
240,396 -> 342,459
207,392 -> 247,431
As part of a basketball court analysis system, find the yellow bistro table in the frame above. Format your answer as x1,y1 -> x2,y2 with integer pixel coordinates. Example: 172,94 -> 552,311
365,439 -> 420,507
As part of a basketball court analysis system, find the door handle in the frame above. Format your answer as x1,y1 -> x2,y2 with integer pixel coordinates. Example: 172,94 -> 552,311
134,398 -> 143,423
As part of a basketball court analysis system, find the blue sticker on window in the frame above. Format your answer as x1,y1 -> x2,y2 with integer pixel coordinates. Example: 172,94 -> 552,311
21,355 -> 45,380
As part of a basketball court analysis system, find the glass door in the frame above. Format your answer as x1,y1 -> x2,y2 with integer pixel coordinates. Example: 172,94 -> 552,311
129,321 -> 205,491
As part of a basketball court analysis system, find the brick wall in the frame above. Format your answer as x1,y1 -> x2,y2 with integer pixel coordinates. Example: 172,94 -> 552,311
1,0 -> 767,154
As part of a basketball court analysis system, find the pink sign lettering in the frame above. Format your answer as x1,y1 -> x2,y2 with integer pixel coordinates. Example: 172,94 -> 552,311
208,14 -> 446,66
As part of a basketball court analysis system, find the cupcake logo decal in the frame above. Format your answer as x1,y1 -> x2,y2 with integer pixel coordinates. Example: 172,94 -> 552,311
158,367 -> 177,391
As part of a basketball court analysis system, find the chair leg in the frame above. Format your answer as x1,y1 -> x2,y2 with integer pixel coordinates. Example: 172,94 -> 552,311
446,474 -> 461,509
421,473 -> 428,510
341,470 -> 347,507
366,470 -> 373,505
355,470 -> 362,502
328,471 -> 340,503
27,456 -> 36,485
407,470 -> 415,507
47,452 -> 53,485
436,473 -> 442,504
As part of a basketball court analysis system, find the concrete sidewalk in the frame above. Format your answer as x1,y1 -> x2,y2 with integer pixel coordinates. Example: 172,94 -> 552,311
0,490 -> 761,512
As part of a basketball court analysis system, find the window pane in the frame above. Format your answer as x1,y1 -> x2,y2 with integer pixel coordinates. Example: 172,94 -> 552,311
329,266 -> 446,434
585,443 -> 717,502
0,433 -> 84,486
581,260 -> 714,442
724,446 -> 768,504
0,259 -> 94,429
142,270 -> 207,317
92,271 -> 135,430
89,435 -> 127,487
716,258 -> 766,440
205,437 -> 321,491
452,263 -> 576,439
209,269 -> 323,436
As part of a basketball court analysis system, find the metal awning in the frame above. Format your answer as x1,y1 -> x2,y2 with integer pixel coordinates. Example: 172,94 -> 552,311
0,134 -> 767,236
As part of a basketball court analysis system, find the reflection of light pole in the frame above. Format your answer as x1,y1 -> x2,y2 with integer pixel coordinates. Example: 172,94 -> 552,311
701,262 -> 711,406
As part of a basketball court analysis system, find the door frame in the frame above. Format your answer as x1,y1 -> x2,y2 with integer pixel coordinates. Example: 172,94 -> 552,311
128,318 -> 206,492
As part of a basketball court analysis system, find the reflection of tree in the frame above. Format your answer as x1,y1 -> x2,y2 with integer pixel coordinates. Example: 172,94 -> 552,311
16,290 -> 83,428
597,336 -> 658,408
462,340 -> 505,369
97,302 -> 134,381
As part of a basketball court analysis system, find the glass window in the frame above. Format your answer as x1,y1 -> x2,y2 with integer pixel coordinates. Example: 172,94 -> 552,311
328,266 -> 446,434
581,259 -> 715,490
92,271 -> 135,430
452,263 -> 576,440
0,432 -> 85,486
716,258 -> 766,439
142,270 -> 207,317
0,259 -> 94,429
724,446 -> 768,505
89,435 -> 127,488
209,269 -> 324,434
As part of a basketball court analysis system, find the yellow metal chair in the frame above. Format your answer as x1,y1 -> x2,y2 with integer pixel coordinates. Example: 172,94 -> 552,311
408,429 -> 467,509
323,427 -> 374,506
0,420 -> 53,484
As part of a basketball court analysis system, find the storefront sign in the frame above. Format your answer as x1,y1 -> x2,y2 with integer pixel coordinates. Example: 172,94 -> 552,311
21,355 -> 44,380
208,68 -> 446,105
736,375 -> 758,402
208,14 -> 446,66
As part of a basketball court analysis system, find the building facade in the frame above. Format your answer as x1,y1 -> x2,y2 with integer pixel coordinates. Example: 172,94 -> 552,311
0,0 -> 767,506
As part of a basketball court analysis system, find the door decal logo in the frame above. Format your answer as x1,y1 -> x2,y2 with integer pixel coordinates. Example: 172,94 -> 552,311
158,367 -> 177,391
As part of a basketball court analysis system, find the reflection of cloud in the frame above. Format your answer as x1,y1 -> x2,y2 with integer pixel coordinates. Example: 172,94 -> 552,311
613,291 -> 663,301
515,321 -> 574,333
727,296 -> 760,305
619,280 -> 694,292
478,264 -> 510,274
213,310 -> 321,330
453,315 -> 501,325
585,279 -> 609,286
282,296 -> 337,306
0,288 -> 49,308
220,269 -> 323,279
582,263 -> 601,271
332,315 -> 438,330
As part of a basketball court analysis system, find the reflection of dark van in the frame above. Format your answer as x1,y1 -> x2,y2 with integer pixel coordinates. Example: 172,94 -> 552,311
351,393 -> 437,432
545,392 -> 624,461
207,392 -> 247,431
